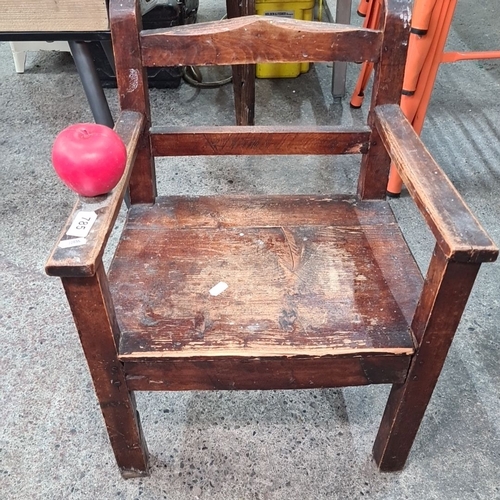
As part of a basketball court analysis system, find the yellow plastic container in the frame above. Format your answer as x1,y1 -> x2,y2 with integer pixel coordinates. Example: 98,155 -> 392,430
255,0 -> 315,78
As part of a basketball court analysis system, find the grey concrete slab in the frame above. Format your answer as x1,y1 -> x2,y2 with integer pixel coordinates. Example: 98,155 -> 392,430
1,1 -> 499,499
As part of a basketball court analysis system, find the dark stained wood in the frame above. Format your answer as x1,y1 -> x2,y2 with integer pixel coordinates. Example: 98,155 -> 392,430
110,0 -> 156,204
123,356 -> 411,391
62,264 -> 149,478
357,121 -> 391,199
46,0 -> 499,478
230,63 -> 255,126
46,111 -> 144,278
108,196 -> 419,361
357,0 -> 411,198
150,126 -> 371,156
225,0 -> 255,126
373,245 -> 481,471
140,16 -> 384,67
369,0 -> 412,107
126,194 -> 380,228
123,195 -> 423,324
375,104 -> 498,263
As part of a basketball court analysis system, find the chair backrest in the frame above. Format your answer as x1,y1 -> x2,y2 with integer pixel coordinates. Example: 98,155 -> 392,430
109,0 -> 411,204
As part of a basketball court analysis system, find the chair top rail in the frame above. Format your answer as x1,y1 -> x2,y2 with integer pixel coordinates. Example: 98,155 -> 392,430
140,16 -> 383,68
374,104 -> 498,264
45,111 -> 144,278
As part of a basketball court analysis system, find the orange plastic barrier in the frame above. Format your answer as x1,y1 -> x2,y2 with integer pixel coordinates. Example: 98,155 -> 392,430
350,0 -> 500,196
357,0 -> 371,17
350,0 -> 379,108
387,0 -> 457,195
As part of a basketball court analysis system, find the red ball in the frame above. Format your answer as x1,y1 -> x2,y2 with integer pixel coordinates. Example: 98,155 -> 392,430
52,123 -> 127,197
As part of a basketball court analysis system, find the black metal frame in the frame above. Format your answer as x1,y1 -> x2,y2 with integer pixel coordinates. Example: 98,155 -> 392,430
2,31 -> 113,127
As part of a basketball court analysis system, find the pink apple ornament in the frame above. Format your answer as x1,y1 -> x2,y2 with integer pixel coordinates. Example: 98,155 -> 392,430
52,123 -> 127,197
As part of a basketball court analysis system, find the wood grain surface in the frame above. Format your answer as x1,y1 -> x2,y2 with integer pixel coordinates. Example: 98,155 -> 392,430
140,16 -> 383,68
110,0 -> 156,204
108,196 -> 420,361
375,104 -> 498,263
123,356 -> 412,391
225,0 -> 255,125
62,264 -> 149,477
151,126 -> 371,156
374,246 -> 482,471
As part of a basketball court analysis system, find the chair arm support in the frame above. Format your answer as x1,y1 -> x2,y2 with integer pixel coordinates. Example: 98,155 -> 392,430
45,111 -> 145,277
374,104 -> 498,263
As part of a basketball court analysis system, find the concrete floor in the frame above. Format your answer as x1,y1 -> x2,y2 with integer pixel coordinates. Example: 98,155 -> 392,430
1,1 -> 499,499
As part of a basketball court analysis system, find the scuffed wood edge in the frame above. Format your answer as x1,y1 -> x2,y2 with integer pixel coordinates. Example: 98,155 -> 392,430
374,104 -> 498,263
118,344 -> 414,360
45,111 -> 145,277
111,0 -> 157,204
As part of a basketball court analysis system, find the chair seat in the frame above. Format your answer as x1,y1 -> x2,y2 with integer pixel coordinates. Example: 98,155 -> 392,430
110,195 -> 421,368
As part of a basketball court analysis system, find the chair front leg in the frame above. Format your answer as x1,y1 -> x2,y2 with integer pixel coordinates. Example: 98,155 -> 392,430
62,263 -> 149,478
373,245 -> 481,471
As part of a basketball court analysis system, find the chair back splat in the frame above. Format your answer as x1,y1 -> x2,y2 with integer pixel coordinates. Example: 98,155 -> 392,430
45,0 -> 498,478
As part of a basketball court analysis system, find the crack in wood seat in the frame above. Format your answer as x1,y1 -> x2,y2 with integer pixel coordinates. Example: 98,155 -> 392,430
45,0 -> 498,479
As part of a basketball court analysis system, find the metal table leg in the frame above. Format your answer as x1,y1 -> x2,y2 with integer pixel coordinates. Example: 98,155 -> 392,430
69,40 -> 114,128
332,0 -> 353,100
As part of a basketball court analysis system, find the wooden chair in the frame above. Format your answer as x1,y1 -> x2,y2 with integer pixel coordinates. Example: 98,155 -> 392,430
45,0 -> 498,478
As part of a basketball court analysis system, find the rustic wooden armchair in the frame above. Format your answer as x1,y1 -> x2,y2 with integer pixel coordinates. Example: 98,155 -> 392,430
46,0 -> 498,478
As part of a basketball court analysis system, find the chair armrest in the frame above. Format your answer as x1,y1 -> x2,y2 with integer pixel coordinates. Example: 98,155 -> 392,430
374,104 -> 498,263
45,111 -> 145,277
